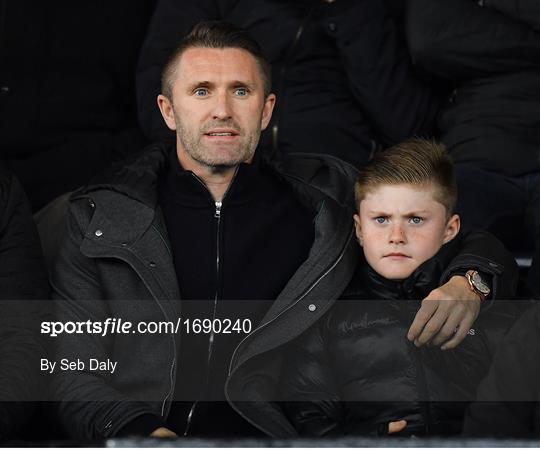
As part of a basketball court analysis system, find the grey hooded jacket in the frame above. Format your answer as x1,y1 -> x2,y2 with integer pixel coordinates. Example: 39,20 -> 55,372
49,143 -> 360,439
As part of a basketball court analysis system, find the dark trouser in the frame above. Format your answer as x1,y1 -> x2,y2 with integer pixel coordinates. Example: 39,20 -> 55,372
455,165 -> 540,298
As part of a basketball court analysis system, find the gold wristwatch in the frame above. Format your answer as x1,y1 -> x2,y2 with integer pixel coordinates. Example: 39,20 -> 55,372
465,270 -> 490,301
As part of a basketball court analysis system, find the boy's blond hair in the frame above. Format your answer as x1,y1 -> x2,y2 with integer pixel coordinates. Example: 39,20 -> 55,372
355,138 -> 457,216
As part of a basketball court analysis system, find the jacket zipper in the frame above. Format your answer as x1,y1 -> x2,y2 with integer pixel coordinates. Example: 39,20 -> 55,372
409,342 -> 432,434
183,172 -> 236,436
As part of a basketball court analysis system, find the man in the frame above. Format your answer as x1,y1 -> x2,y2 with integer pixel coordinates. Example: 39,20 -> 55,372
51,22 -> 517,440
136,0 -> 440,167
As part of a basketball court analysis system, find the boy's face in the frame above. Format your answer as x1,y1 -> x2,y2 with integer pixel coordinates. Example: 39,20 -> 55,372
354,183 -> 460,281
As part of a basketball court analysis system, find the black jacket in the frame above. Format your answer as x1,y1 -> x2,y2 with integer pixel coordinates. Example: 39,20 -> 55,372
0,0 -> 156,210
406,0 -> 540,176
0,167 -> 50,440
50,143 -> 519,440
279,240 -> 519,437
136,0 -> 439,167
464,302 -> 540,438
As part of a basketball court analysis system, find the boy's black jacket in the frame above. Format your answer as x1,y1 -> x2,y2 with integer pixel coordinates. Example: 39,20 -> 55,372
280,237 -> 521,437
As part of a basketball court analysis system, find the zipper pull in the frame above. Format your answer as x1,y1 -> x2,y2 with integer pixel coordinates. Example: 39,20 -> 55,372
214,201 -> 222,219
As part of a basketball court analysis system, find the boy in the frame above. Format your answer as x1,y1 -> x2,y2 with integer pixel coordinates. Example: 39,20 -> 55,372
280,138 -> 510,437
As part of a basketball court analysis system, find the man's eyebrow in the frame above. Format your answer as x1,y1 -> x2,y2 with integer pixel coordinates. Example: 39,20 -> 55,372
230,80 -> 257,89
187,81 -> 213,90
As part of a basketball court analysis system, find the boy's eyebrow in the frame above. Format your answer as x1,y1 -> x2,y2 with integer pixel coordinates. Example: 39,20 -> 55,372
366,209 -> 430,215
403,209 -> 429,215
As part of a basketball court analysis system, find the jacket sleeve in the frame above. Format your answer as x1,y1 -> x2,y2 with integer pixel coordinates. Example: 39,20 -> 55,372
135,0 -> 221,141
406,0 -> 540,81
279,323 -> 345,437
49,200 -> 160,440
441,229 -> 519,300
485,0 -> 540,31
0,171 -> 50,440
321,0 -> 441,146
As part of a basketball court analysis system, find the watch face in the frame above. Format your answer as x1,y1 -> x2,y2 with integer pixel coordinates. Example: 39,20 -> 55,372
472,272 -> 490,294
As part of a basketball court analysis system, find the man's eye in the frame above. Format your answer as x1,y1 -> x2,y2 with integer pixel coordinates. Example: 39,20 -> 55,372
194,88 -> 208,97
409,217 -> 423,224
375,217 -> 388,224
235,88 -> 248,96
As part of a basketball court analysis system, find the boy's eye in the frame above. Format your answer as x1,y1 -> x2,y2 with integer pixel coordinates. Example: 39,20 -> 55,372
194,88 -> 208,97
409,216 -> 423,225
375,217 -> 388,224
234,87 -> 248,96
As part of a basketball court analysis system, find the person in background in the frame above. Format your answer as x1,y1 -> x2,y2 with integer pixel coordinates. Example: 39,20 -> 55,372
0,166 -> 49,441
0,0 -> 157,211
406,0 -> 540,297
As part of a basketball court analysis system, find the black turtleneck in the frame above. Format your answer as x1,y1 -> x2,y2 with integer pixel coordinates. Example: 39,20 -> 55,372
155,150 -> 315,436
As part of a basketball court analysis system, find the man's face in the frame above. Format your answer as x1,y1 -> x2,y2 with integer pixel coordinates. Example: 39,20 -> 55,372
158,47 -> 275,172
354,184 -> 460,280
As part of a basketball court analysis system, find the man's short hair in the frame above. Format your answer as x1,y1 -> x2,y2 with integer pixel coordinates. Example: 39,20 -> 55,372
355,138 -> 457,216
161,21 -> 272,99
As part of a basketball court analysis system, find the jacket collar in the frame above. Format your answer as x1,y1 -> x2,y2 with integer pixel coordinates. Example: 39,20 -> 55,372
347,239 -> 460,300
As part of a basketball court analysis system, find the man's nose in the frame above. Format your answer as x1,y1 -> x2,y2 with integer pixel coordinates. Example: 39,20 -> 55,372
212,92 -> 233,120
389,223 -> 406,244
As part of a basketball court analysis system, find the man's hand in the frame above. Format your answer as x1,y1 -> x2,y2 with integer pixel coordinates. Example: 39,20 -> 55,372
150,427 -> 178,438
407,275 -> 481,350
388,420 -> 407,434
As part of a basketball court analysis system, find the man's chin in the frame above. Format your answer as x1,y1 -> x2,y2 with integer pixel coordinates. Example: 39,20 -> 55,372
208,163 -> 240,174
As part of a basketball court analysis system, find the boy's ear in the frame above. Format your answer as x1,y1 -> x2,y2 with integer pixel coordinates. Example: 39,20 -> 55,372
353,214 -> 363,246
443,214 -> 460,244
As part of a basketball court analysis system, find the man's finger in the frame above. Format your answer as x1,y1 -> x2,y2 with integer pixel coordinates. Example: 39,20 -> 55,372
388,420 -> 408,435
441,316 -> 475,350
413,306 -> 449,347
431,309 -> 465,346
407,298 -> 439,341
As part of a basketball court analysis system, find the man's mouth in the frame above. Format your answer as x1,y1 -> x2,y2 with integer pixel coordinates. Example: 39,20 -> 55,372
204,129 -> 239,137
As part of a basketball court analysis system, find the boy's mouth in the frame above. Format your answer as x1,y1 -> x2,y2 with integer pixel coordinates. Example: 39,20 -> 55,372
384,252 -> 411,259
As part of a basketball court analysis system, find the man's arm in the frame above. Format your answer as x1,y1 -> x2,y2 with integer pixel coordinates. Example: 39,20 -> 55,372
136,0 -> 220,141
406,0 -> 540,81
50,201 -> 161,440
408,229 -> 519,349
322,0 -> 441,147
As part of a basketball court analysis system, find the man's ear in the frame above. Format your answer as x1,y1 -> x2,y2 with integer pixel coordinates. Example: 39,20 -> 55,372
353,213 -> 363,246
260,93 -> 276,131
443,214 -> 461,244
157,94 -> 177,131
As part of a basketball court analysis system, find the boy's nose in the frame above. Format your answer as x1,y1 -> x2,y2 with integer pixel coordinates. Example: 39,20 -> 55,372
389,223 -> 406,244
